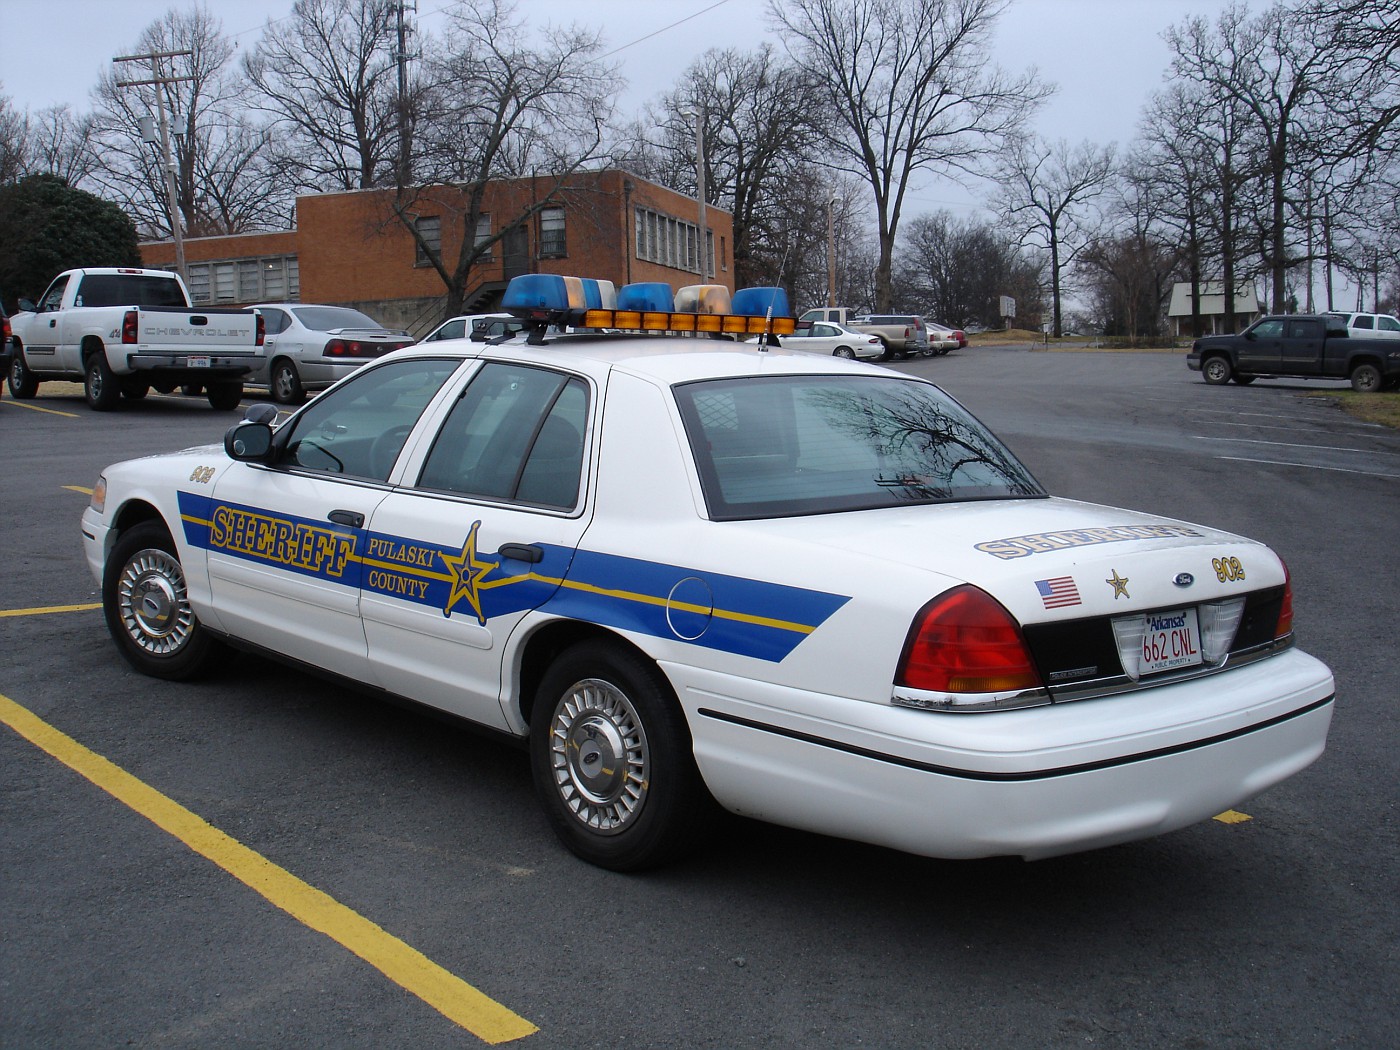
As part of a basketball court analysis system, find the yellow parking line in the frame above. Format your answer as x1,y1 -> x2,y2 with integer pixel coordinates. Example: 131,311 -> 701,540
65,485 -> 95,496
0,399 -> 81,417
0,603 -> 102,618
1213,809 -> 1253,824
0,693 -> 539,1044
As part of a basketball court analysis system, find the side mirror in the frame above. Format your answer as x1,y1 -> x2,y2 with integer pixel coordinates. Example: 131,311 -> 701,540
1243,330 -> 1256,340
243,402 -> 280,425
224,420 -> 274,461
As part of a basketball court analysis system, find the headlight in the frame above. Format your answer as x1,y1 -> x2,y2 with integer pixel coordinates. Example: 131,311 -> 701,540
90,475 -> 107,513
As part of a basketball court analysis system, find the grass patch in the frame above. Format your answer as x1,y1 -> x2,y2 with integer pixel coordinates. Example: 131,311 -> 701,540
1304,390 -> 1400,429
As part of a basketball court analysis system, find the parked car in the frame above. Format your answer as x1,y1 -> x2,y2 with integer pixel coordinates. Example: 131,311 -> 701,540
772,320 -> 884,359
83,272 -> 1334,872
251,304 -> 415,404
925,321 -> 965,353
1,299 -> 12,389
420,312 -> 526,344
847,313 -> 930,359
1324,311 -> 1400,340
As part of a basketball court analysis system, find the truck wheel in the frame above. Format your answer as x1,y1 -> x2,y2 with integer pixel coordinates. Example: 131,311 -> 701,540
530,640 -> 715,871
121,380 -> 150,400
1202,355 -> 1232,385
270,359 -> 305,405
103,521 -> 221,680
8,347 -> 39,399
1350,363 -> 1382,393
84,353 -> 122,410
207,381 -> 244,411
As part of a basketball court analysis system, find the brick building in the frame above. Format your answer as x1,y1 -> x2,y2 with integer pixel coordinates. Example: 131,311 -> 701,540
140,169 -> 733,338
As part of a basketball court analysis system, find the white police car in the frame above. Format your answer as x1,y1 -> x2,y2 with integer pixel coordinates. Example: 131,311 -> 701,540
82,275 -> 1334,871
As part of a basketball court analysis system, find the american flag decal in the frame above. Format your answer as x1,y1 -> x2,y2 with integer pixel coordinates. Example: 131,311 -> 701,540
1035,576 -> 1081,609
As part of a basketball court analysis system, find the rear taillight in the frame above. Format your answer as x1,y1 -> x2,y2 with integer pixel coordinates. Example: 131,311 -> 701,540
323,338 -> 353,358
255,313 -> 265,346
1276,562 -> 1294,639
897,585 -> 1042,693
122,309 -> 139,344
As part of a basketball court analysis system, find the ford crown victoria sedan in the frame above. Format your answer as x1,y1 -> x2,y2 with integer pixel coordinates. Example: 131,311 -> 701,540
82,279 -> 1334,871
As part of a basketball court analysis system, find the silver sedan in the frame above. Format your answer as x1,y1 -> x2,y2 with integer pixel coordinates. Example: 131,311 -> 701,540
251,304 -> 415,404
776,321 -> 885,359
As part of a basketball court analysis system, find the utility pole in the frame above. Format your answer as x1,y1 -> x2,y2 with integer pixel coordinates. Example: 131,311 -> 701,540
115,49 -> 193,279
393,2 -> 416,187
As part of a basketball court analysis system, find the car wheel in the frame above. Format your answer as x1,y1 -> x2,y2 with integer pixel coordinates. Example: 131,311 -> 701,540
1232,374 -> 1255,385
8,347 -> 39,399
207,381 -> 244,411
530,641 -> 715,871
103,521 -> 221,680
84,353 -> 122,410
270,359 -> 305,405
833,346 -> 856,359
1350,362 -> 1382,393
1202,355 -> 1232,385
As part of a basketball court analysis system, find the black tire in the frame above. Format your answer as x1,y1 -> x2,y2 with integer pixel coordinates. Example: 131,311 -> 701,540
1232,373 -> 1255,385
530,641 -> 715,871
1202,355 -> 1232,385
8,347 -> 39,399
121,380 -> 150,400
103,521 -> 221,680
207,380 -> 244,411
181,383 -> 204,397
270,359 -> 305,405
84,352 -> 122,410
1350,362 -> 1382,393
833,346 -> 856,359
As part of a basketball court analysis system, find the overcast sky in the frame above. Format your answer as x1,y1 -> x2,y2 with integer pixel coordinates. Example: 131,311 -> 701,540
1,0 -> 1237,220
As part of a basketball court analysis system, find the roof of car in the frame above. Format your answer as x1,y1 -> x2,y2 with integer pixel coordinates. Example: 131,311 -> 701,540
391,330 -> 898,385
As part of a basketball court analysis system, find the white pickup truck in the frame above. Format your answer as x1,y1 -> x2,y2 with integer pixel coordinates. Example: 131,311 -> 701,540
7,267 -> 265,410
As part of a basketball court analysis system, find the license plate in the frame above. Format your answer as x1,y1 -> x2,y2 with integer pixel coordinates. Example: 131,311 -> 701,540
189,356 -> 211,368
1113,607 -> 1203,679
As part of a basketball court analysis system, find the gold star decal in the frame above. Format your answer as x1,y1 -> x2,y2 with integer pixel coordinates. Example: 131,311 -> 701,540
1106,569 -> 1130,599
440,520 -> 494,623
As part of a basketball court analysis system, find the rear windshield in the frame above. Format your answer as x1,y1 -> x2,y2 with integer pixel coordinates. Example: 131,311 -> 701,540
674,374 -> 1044,520
290,306 -> 383,331
75,274 -> 187,308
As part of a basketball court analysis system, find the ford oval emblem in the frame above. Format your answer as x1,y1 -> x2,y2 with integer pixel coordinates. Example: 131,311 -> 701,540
1173,572 -> 1194,587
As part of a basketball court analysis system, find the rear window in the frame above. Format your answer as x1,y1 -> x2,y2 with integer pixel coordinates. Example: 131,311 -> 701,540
290,306 -> 383,331
75,274 -> 187,308
674,375 -> 1044,520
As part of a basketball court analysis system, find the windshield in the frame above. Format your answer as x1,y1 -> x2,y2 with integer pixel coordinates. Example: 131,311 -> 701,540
290,306 -> 384,332
76,274 -> 187,308
674,374 -> 1045,520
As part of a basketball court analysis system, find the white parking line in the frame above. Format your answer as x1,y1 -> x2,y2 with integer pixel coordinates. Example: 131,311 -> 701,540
1217,456 -> 1400,479
1196,436 -> 1395,456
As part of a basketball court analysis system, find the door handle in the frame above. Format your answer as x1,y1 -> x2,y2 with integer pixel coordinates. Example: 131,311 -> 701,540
497,543 -> 543,563
328,509 -> 364,528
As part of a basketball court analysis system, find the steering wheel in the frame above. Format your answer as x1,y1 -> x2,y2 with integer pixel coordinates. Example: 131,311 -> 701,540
370,424 -> 413,479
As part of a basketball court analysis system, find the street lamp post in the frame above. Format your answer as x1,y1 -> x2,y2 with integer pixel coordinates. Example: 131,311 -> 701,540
115,50 -> 193,280
826,192 -> 842,307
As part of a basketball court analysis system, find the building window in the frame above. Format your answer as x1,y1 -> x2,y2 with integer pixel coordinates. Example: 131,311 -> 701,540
634,206 -> 711,276
185,256 -> 298,305
474,213 -> 492,258
540,206 -> 566,257
415,215 -> 441,266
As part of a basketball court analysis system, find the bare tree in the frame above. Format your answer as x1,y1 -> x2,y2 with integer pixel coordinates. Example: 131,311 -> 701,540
770,0 -> 1046,311
643,46 -> 830,288
243,0 -> 406,192
993,135 -> 1116,337
895,210 -> 1040,328
90,6 -> 279,237
398,0 -> 620,320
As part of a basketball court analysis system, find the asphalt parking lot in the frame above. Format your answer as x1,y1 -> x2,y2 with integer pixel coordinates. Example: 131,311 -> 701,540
3,352 -> 1397,1048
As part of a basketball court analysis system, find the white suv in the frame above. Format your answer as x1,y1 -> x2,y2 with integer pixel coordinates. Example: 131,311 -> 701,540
1326,311 -> 1400,339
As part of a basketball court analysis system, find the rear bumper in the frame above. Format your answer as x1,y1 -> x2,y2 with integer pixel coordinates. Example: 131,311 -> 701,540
676,647 -> 1334,859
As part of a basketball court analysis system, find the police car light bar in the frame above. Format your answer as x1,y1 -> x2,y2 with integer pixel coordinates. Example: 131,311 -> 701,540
501,274 -> 796,337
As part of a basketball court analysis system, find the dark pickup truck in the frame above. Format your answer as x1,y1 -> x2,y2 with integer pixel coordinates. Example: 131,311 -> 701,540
1187,315 -> 1400,393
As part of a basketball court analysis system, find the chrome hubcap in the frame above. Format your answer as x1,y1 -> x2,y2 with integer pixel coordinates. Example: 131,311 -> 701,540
547,678 -> 649,834
117,549 -> 194,656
